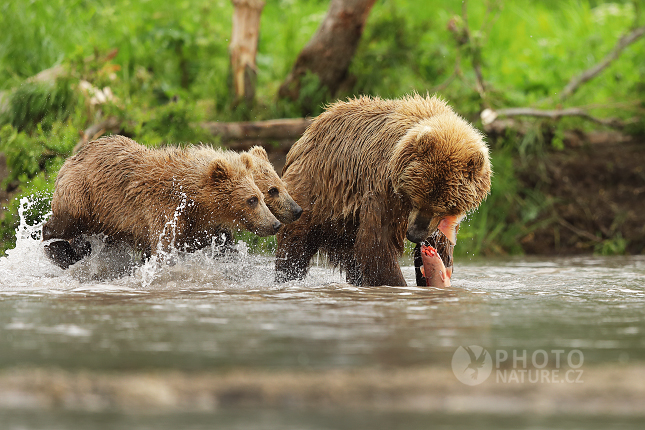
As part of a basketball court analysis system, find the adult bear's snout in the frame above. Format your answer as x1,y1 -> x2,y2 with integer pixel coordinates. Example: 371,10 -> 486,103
406,210 -> 440,244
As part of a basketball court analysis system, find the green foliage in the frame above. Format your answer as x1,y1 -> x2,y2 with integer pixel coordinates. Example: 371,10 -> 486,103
126,99 -> 214,147
351,0 -> 444,98
235,230 -> 277,255
351,0 -> 644,133
0,123 -> 76,253
0,180 -> 54,255
0,123 -> 76,186
291,71 -> 330,118
595,234 -> 628,256
256,1 -> 329,108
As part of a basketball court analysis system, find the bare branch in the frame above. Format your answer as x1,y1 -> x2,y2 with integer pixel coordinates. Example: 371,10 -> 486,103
481,107 -> 628,128
560,25 -> 645,101
461,0 -> 469,28
430,68 -> 458,93
462,1 -> 485,97
480,1 -> 504,36
485,24 -> 644,131
472,61 -> 486,101
558,218 -> 603,243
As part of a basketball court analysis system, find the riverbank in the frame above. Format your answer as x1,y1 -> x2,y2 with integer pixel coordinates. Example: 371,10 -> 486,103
516,136 -> 645,255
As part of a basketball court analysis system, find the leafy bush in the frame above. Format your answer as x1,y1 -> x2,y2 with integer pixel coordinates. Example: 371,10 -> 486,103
125,99 -> 215,147
0,123 -> 76,186
0,123 -> 76,253
0,79 -> 78,133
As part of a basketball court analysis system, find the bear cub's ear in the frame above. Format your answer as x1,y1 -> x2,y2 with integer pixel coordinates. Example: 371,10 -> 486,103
209,159 -> 232,182
240,153 -> 255,170
249,145 -> 269,161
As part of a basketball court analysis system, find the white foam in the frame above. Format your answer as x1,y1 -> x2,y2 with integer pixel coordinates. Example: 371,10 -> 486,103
0,197 -> 66,287
0,195 -> 345,293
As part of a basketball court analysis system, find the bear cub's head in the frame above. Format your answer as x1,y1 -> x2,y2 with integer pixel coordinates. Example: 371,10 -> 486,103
241,146 -> 303,224
204,154 -> 282,237
390,111 -> 492,244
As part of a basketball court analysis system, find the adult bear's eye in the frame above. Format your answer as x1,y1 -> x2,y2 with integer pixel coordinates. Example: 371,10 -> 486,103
247,196 -> 259,208
268,187 -> 279,197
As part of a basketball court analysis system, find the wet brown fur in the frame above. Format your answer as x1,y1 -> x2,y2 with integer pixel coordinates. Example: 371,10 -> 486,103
42,135 -> 280,262
275,94 -> 491,286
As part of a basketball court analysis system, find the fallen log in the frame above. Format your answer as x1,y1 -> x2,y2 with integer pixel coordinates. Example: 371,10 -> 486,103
482,116 -> 635,148
70,117 -> 311,152
201,118 -> 312,141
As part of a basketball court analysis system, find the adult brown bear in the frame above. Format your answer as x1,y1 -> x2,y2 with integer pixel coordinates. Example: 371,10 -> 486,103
42,135 -> 281,268
275,95 -> 491,286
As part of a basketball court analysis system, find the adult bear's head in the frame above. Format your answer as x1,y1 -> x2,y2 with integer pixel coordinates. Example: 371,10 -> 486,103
389,111 -> 492,244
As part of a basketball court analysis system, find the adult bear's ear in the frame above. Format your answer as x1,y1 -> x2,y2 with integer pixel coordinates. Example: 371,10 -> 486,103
467,151 -> 485,173
240,153 -> 255,170
249,145 -> 269,161
209,159 -> 231,182
465,150 -> 488,181
415,126 -> 436,154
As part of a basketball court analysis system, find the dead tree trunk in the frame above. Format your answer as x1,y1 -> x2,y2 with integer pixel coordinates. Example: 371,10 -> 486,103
229,0 -> 265,106
278,0 -> 376,105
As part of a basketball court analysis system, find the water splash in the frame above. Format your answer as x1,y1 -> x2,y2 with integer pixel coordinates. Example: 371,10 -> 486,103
0,195 -> 344,292
0,196 -> 61,285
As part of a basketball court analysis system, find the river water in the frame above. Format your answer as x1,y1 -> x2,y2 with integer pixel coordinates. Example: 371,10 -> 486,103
1,199 -> 644,429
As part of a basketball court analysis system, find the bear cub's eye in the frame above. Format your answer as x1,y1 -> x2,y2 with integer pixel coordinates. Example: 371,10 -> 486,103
247,196 -> 259,208
268,187 -> 279,197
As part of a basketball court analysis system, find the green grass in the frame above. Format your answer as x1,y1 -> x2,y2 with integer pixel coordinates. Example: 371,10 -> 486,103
0,0 -> 642,256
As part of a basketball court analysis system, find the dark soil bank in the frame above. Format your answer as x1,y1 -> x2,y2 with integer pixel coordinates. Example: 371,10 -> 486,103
518,138 -> 645,255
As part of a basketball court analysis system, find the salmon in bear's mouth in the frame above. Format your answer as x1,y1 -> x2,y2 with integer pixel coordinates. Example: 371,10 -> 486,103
419,243 -> 451,287
414,215 -> 461,287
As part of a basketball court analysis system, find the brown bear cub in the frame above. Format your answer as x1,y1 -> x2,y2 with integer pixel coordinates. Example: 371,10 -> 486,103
244,146 -> 302,224
42,135 -> 281,269
275,94 -> 492,286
